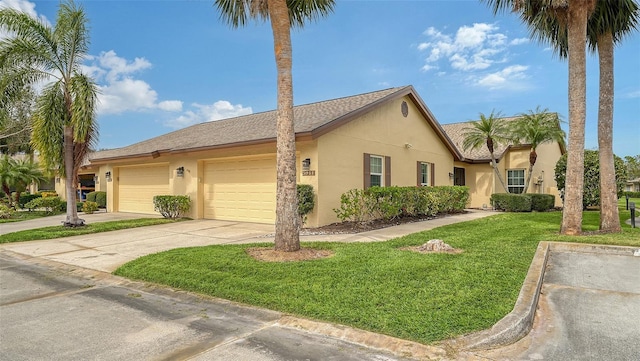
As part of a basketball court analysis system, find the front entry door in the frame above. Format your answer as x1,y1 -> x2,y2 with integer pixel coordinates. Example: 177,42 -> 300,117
454,167 -> 465,186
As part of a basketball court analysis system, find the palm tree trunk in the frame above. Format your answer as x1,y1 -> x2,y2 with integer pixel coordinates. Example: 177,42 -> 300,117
561,1 -> 593,235
523,149 -> 538,194
63,125 -> 80,226
490,154 -> 509,193
268,0 -> 300,252
597,32 -> 621,232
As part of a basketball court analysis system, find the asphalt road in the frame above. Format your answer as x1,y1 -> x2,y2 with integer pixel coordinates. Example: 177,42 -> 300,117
0,253 -> 413,361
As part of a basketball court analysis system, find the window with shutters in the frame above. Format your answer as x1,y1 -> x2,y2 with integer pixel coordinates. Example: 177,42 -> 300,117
419,162 -> 430,186
370,156 -> 383,187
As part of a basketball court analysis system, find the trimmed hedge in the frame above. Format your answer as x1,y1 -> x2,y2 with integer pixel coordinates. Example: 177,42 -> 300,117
529,194 -> 555,212
25,196 -> 63,214
623,191 -> 640,198
82,201 -> 99,214
153,195 -> 191,219
19,193 -> 42,209
334,186 -> 469,224
86,191 -> 107,208
490,193 -> 532,212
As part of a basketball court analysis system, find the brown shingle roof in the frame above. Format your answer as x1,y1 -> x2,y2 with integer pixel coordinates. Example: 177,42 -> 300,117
441,116 -> 522,162
91,86 -> 413,161
91,86 -> 463,162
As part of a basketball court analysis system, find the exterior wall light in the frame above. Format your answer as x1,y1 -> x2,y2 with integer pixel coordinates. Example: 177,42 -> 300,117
176,167 -> 185,177
105,171 -> 112,182
449,172 -> 455,179
302,158 -> 311,171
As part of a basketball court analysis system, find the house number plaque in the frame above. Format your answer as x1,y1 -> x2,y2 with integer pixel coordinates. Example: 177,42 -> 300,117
302,170 -> 316,176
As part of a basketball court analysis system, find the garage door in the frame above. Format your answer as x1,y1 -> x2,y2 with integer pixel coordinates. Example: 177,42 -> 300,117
203,156 -> 276,224
118,164 -> 170,214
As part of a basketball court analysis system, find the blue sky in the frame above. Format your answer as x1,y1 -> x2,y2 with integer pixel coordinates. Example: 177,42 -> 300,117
2,0 -> 639,157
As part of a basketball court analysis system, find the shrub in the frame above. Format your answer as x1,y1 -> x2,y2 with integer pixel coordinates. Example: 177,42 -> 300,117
334,189 -> 376,225
491,193 -> 532,212
95,191 -> 107,208
153,195 -> 191,219
334,186 -> 469,224
82,201 -> 99,214
529,194 -> 555,212
40,191 -> 58,198
297,184 -> 315,225
86,191 -> 107,208
25,196 -> 63,214
555,150 -> 627,209
86,192 -> 97,203
623,191 -> 640,198
0,204 -> 13,219
19,193 -> 42,209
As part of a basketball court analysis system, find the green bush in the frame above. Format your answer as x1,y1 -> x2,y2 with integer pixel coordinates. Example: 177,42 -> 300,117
0,204 -> 13,219
25,196 -> 63,214
623,191 -> 640,198
529,194 -> 555,212
555,150 -> 627,209
86,192 -> 97,202
334,189 -> 376,225
491,193 -> 532,212
40,191 -> 58,198
297,184 -> 315,225
19,193 -> 42,209
85,191 -> 106,208
153,195 -> 191,219
82,201 -> 99,214
56,201 -> 83,213
334,186 -> 469,224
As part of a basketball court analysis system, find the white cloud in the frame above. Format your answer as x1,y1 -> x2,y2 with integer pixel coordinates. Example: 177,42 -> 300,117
621,90 -> 640,99
417,22 -> 525,74
0,0 -> 50,39
510,37 -> 529,45
476,65 -> 529,90
85,51 -> 182,115
166,101 -> 252,129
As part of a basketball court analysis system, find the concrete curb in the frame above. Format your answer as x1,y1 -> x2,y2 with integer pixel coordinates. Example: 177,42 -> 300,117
549,241 -> 640,256
456,241 -> 551,351
277,316 -> 448,361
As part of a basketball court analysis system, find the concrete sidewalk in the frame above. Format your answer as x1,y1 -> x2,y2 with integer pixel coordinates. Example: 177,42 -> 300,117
0,210 -> 497,273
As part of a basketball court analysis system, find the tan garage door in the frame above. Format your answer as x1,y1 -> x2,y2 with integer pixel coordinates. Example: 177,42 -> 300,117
203,156 -> 276,224
118,164 -> 170,214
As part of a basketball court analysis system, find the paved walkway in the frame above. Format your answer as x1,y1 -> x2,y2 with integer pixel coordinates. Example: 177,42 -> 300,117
0,210 -> 497,273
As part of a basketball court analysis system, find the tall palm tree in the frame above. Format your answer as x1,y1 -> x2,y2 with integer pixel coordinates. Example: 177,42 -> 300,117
510,107 -> 566,193
484,0 -> 597,235
526,0 -> 639,232
0,1 -> 98,226
462,110 -> 511,193
213,0 -> 334,252
0,155 -> 45,208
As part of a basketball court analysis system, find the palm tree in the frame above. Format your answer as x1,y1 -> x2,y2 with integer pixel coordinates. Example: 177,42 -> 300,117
484,0 -> 597,235
0,1 -> 98,226
0,155 -> 45,208
510,107 -> 566,193
462,110 -> 511,193
213,0 -> 334,251
526,0 -> 639,232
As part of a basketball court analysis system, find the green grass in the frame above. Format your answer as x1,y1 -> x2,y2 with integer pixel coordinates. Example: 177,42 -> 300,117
0,210 -> 64,223
619,197 -> 640,210
114,209 -> 639,345
0,218 -> 183,243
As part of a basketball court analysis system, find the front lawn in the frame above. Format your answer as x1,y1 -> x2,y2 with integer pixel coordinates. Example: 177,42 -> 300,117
114,210 -> 639,345
0,218 -> 183,243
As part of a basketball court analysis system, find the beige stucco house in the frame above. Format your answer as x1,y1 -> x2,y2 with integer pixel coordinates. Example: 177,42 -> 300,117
57,86 -> 564,226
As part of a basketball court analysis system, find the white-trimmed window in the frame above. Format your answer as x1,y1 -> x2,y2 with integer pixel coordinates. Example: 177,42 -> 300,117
507,169 -> 525,194
419,162 -> 430,186
364,153 -> 390,189
370,155 -> 383,187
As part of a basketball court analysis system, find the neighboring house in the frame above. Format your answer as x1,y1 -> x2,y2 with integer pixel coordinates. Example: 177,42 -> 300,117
57,86 -> 564,226
626,178 -> 640,192
441,118 -> 565,208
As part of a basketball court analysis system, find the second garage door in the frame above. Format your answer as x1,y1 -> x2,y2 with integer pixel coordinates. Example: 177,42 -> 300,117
203,156 -> 276,224
118,164 -> 170,214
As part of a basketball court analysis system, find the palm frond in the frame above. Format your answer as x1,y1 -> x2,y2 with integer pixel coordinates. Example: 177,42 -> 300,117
31,81 -> 66,175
